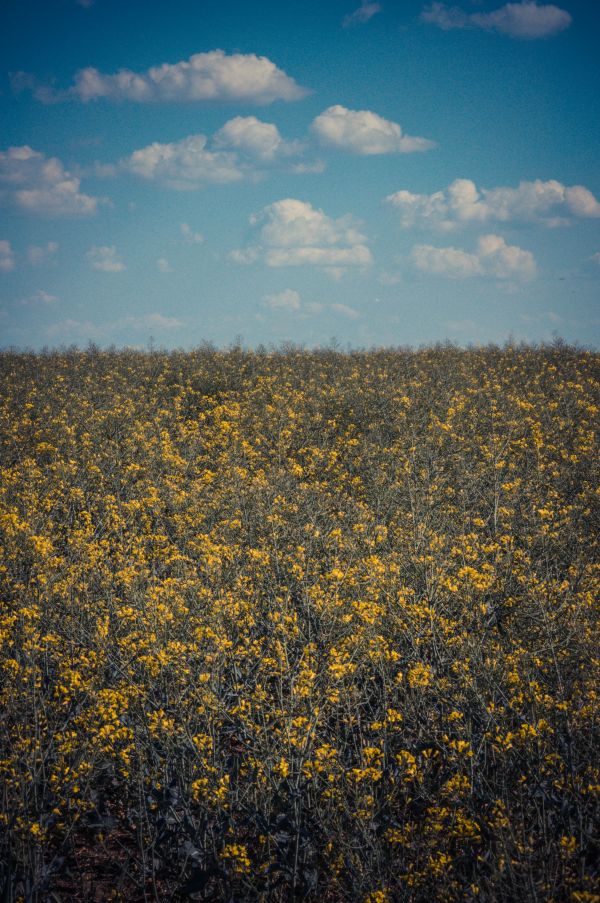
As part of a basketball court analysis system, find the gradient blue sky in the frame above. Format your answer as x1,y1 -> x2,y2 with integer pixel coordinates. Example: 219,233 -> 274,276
1,0 -> 599,349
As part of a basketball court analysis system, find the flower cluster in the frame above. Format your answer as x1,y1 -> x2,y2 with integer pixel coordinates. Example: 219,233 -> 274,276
0,343 -> 598,901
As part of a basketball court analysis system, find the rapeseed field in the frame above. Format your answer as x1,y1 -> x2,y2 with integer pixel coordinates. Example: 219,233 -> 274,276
1,344 -> 598,901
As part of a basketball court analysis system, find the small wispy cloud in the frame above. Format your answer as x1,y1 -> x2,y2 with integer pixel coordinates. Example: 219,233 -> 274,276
86,245 -> 126,272
259,290 -> 355,320
21,289 -> 59,305
0,240 -> 16,273
421,1 -> 572,39
343,2 -> 382,27
28,241 -> 59,265
262,289 -> 302,311
45,312 -> 183,343
180,223 -> 204,244
157,257 -> 172,273
331,302 -> 361,319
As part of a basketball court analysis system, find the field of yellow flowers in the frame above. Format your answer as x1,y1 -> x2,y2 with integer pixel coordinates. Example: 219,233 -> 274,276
1,343 -> 599,902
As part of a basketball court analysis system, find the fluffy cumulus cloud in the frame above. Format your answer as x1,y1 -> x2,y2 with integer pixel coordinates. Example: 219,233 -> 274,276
118,117 -> 310,190
233,198 -> 372,270
28,241 -> 59,265
0,146 -> 101,216
213,116 -> 302,161
156,257 -> 172,273
0,240 -> 16,273
86,245 -> 126,272
421,1 -> 572,39
343,2 -> 382,27
411,233 -> 536,280
387,178 -> 600,229
122,135 -> 243,190
311,105 -> 435,155
15,50 -> 309,105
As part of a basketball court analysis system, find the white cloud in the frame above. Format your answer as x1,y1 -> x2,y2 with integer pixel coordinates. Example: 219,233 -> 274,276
0,146 -> 102,216
477,233 -> 537,279
411,244 -> 484,278
264,246 -> 372,267
234,198 -> 372,271
262,289 -> 302,311
86,245 -> 126,272
252,199 -> 367,248
121,135 -> 243,190
230,246 -> 261,265
142,313 -> 182,329
213,116 -> 302,161
343,3 -> 382,27
387,178 -> 600,229
331,302 -> 361,319
519,309 -> 563,325
411,233 -> 536,280
46,312 -> 182,342
289,160 -> 326,175
28,241 -> 59,264
157,257 -> 172,273
17,50 -> 309,105
0,240 -> 16,273
259,291 -> 342,318
180,223 -> 204,244
21,289 -> 59,305
591,252 -> 600,266
421,2 -> 571,39
311,105 -> 435,155
118,117 -> 312,190
566,185 -> 600,218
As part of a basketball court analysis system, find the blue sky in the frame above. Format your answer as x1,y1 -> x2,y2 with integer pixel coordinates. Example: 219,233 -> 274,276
1,0 -> 599,349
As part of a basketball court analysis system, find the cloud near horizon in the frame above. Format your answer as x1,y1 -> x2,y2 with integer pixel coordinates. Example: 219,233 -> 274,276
13,50 -> 309,105
261,288 -> 302,311
411,233 -> 536,280
421,1 -> 572,39
45,312 -> 183,343
387,178 -> 600,230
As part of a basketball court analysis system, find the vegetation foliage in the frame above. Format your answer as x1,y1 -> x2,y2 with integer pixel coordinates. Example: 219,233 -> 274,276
0,343 -> 599,901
